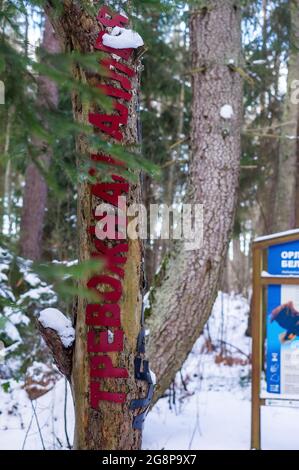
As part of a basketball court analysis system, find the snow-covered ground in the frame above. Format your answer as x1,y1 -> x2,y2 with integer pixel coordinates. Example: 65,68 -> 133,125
0,378 -> 74,450
1,292 -> 299,450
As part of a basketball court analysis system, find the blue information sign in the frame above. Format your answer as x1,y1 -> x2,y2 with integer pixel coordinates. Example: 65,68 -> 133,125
266,240 -> 299,396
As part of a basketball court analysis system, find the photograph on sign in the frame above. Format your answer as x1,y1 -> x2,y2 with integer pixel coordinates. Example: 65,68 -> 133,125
267,286 -> 299,396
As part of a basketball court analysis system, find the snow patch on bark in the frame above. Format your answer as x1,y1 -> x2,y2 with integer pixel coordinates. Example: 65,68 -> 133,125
103,27 -> 144,49
220,104 -> 234,119
285,135 -> 297,140
38,308 -> 75,348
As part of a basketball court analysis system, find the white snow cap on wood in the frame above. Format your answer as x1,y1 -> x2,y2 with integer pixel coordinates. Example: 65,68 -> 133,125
261,270 -> 299,279
38,308 -> 75,348
220,104 -> 234,120
255,228 -> 299,242
103,26 -> 144,49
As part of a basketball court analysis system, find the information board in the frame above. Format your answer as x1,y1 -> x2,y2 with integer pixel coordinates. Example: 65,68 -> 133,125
266,240 -> 299,396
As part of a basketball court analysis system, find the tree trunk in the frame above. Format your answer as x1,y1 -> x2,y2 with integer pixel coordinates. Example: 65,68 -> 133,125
2,105 -> 14,235
44,2 -> 145,450
273,0 -> 299,232
147,0 -> 243,401
42,0 -> 242,444
20,16 -> 60,260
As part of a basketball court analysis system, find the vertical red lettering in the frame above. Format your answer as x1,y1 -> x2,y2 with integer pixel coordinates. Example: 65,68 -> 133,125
87,329 -> 124,353
90,381 -> 126,406
90,354 -> 128,378
97,6 -> 129,28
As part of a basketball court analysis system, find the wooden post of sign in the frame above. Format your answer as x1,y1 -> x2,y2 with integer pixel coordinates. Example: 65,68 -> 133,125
251,245 -> 263,449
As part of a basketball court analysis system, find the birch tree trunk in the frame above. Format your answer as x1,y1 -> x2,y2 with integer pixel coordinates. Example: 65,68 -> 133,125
20,16 -> 60,260
273,0 -> 299,232
147,0 -> 243,400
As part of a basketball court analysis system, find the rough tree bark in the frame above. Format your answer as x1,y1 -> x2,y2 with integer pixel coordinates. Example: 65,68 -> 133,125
147,0 -> 243,400
20,16 -> 60,260
43,1 -> 145,450
273,0 -> 299,232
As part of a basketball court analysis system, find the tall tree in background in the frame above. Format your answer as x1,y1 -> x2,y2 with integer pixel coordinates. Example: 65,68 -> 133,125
273,0 -> 299,231
147,0 -> 243,399
20,16 -> 60,260
141,11 -> 189,286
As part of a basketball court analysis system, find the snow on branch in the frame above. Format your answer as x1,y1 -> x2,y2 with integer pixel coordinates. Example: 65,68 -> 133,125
38,308 -> 75,348
103,27 -> 144,49
37,308 -> 75,379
